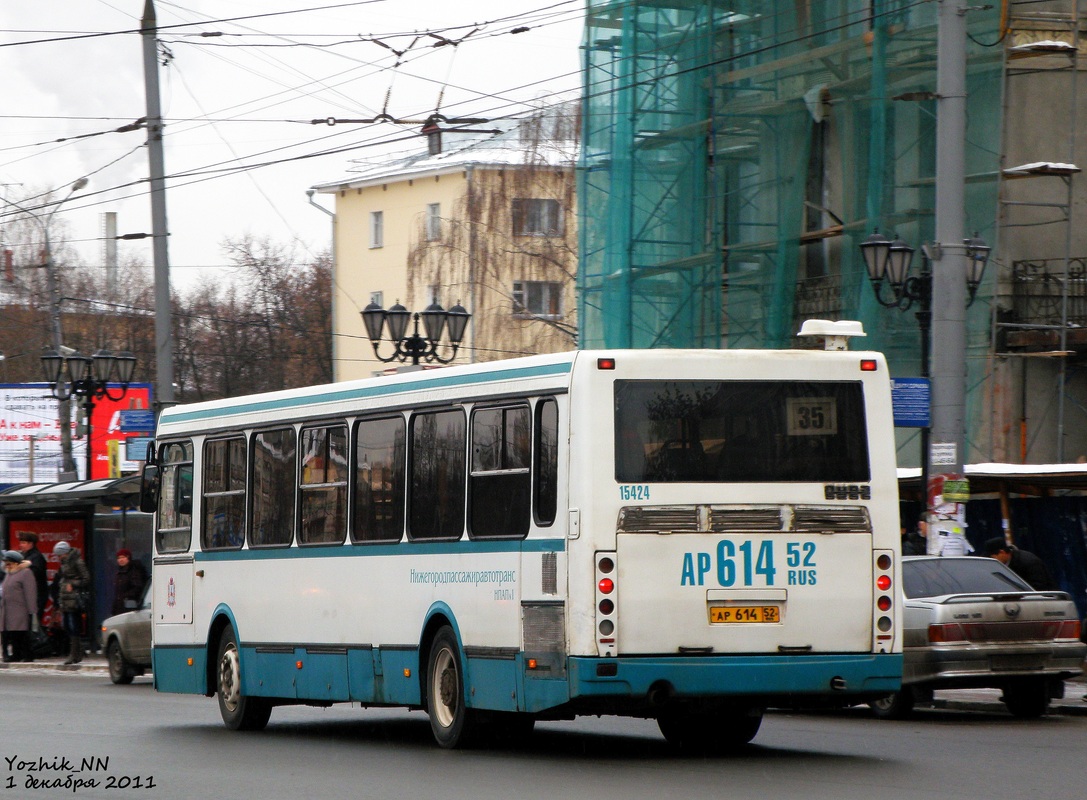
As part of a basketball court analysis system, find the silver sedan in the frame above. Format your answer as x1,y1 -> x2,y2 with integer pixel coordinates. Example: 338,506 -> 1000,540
871,555 -> 1085,719
100,582 -> 152,685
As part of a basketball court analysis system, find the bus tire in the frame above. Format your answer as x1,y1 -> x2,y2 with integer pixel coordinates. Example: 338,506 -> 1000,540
426,626 -> 480,748
216,627 -> 272,731
657,706 -> 763,753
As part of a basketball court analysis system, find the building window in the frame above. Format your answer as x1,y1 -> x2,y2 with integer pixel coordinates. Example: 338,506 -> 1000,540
425,203 -> 441,241
513,280 -> 563,319
370,291 -> 383,307
512,199 -> 562,236
370,211 -> 384,248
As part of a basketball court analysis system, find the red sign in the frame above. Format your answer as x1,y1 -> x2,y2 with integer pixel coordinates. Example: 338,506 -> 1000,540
87,385 -> 153,480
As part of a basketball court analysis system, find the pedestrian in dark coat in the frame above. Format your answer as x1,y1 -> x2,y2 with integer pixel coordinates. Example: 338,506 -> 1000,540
1,551 -> 37,662
984,537 -> 1059,591
51,541 -> 91,664
16,531 -> 48,617
111,549 -> 148,616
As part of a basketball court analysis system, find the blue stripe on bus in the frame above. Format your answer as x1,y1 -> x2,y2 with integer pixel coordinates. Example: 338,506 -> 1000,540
568,653 -> 903,698
152,647 -> 902,711
163,361 -> 574,425
193,537 -> 566,561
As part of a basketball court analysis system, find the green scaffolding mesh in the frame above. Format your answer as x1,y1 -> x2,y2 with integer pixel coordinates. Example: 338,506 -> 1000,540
578,0 -> 1004,466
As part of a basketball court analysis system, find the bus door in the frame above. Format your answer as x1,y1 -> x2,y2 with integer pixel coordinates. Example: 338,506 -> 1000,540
153,554 -> 196,626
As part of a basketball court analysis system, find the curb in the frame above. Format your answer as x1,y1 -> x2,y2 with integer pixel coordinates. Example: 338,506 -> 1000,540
0,658 -> 110,676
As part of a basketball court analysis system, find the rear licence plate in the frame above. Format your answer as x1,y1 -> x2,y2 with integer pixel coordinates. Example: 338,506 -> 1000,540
709,605 -> 780,624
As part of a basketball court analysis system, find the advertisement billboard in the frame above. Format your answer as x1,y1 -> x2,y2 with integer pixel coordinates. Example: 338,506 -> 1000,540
0,383 -> 153,483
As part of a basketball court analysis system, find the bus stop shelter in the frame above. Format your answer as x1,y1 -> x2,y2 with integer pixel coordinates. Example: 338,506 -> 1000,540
0,476 -> 152,650
899,463 -> 1087,618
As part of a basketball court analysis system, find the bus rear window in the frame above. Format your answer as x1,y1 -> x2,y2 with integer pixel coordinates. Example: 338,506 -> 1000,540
614,380 -> 870,483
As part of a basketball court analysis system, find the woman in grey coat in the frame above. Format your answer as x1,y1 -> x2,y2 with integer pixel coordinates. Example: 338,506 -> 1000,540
1,550 -> 37,662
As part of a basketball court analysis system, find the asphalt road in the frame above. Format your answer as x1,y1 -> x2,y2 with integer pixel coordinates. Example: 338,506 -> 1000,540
1,670 -> 1083,800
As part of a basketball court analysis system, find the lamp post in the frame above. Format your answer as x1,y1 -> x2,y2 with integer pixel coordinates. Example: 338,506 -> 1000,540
361,300 -> 471,367
860,230 -> 990,505
1,178 -> 89,479
40,348 -> 137,480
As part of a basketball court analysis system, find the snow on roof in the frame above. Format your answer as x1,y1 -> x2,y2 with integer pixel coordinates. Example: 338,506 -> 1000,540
897,463 -> 1087,480
1009,40 -> 1076,53
1003,161 -> 1081,176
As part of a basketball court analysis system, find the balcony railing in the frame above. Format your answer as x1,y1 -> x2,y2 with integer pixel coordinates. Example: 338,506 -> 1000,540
1005,258 -> 1087,352
792,273 -> 842,334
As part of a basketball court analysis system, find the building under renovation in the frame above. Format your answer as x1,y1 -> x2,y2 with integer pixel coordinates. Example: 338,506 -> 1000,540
579,0 -> 1087,466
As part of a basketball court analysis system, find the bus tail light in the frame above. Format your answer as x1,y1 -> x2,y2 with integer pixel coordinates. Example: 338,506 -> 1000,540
595,551 -> 618,656
872,549 -> 897,652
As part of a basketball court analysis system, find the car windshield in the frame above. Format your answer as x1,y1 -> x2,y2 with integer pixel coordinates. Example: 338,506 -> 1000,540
903,557 -> 1034,599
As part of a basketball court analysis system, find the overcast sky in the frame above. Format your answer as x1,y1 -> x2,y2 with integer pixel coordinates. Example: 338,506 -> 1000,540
0,0 -> 583,292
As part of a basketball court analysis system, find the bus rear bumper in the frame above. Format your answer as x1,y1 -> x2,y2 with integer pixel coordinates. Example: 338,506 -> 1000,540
567,653 -> 903,705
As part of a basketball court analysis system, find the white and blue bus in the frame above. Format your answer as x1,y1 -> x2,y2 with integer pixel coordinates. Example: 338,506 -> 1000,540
144,331 -> 901,750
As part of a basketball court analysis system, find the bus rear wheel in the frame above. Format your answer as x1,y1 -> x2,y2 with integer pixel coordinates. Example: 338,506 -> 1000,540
426,626 -> 481,748
216,627 -> 272,731
657,706 -> 763,753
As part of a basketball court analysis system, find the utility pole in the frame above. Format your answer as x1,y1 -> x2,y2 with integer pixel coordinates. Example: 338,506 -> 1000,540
929,0 -> 969,479
142,0 -> 176,412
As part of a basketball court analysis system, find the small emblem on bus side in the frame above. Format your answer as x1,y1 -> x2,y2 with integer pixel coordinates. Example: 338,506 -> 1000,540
824,484 -> 871,500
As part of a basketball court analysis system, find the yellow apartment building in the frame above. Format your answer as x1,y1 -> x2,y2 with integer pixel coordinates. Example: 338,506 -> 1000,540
312,108 -> 578,381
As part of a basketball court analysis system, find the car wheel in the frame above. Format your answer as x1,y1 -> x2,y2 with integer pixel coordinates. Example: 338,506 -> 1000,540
216,627 -> 272,731
426,626 -> 481,748
1003,681 -> 1049,718
869,689 -> 915,720
106,639 -> 134,685
657,706 -> 764,752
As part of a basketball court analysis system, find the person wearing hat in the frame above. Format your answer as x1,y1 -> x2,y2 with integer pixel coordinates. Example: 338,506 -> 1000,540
1,550 -> 36,662
15,531 -> 48,619
50,541 -> 92,665
984,536 -> 1059,591
111,548 -> 148,616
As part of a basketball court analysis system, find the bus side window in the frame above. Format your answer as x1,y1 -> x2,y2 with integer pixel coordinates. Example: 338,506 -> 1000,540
250,427 -> 296,547
534,398 -> 558,526
202,437 -> 246,550
409,409 -> 466,540
353,416 -> 405,543
299,425 -> 348,546
469,405 -> 530,538
156,441 -> 194,554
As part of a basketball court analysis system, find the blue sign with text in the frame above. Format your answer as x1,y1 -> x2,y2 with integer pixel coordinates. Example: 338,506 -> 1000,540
891,377 -> 930,428
119,409 -> 156,433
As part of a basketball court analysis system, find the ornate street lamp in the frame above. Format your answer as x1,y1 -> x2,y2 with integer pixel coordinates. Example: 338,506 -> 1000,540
860,230 -> 990,507
41,347 -> 137,479
361,300 -> 471,366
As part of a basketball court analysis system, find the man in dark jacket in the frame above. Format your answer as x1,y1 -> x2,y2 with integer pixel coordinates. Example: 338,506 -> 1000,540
111,549 -> 148,616
984,537 -> 1059,591
15,531 -> 48,618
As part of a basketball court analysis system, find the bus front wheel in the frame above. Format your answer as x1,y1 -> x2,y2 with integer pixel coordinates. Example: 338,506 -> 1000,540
426,626 -> 481,748
216,627 -> 272,731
